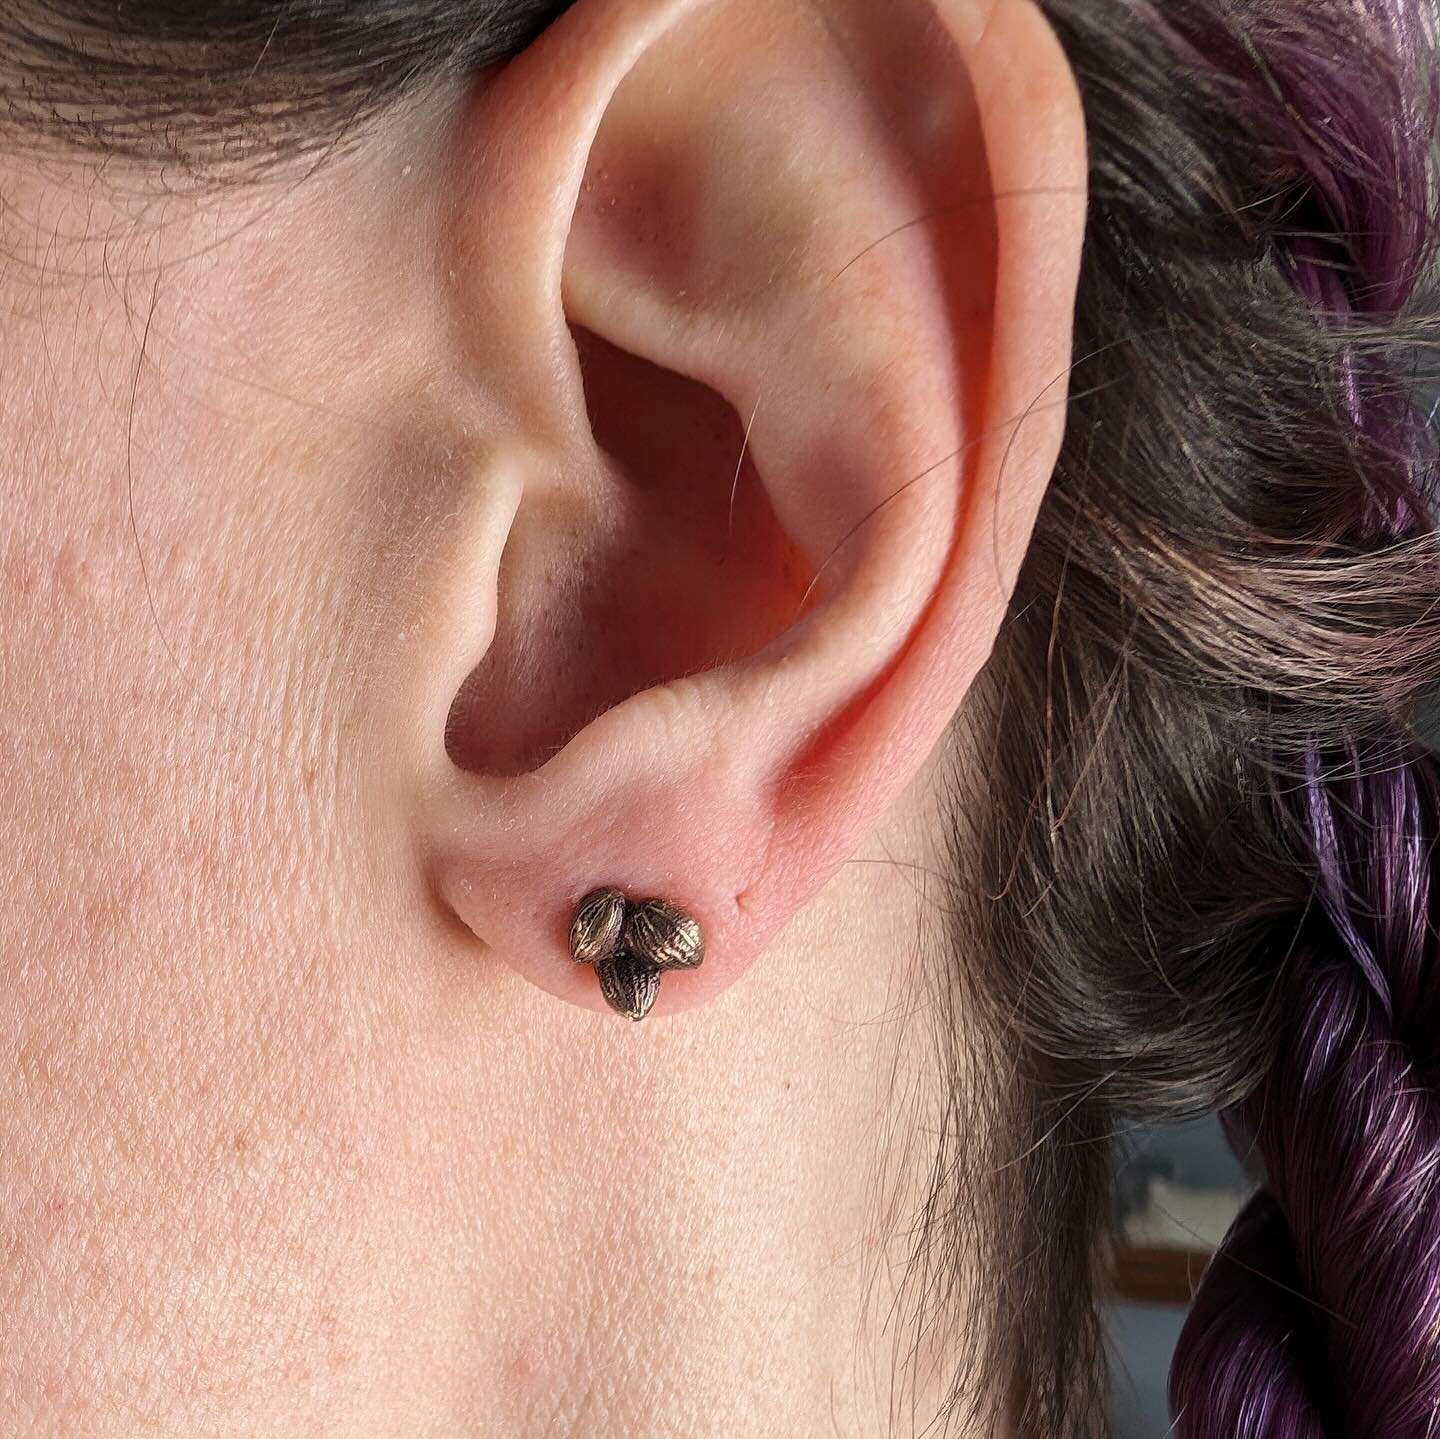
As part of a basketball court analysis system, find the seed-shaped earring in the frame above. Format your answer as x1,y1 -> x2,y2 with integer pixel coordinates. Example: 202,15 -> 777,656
622,898 -> 705,971
568,887 -> 706,1022
596,951 -> 662,1022
569,886 -> 626,966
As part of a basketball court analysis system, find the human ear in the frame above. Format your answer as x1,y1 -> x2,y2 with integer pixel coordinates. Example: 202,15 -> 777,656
399,0 -> 1087,1019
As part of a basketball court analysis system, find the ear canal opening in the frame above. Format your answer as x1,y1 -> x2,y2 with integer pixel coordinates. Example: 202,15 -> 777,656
443,323 -> 815,777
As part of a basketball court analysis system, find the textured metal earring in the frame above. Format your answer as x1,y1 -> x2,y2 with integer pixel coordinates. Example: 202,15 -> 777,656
569,886 -> 706,1021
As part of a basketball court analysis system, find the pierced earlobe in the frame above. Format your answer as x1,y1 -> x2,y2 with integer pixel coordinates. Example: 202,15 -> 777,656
568,887 -> 707,1021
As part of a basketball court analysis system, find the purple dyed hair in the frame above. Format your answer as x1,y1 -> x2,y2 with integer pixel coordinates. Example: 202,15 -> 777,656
1164,2 -> 1440,1433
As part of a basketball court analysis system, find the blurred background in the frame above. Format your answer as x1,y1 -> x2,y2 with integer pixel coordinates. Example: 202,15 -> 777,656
1106,1117 -> 1253,1436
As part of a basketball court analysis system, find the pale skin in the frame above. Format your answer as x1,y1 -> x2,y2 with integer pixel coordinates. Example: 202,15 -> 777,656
0,0 -> 1087,1433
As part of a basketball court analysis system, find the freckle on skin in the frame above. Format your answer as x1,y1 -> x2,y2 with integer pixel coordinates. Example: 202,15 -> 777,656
53,541 -> 92,603
5,552 -> 36,596
18,1036 -> 54,1090
82,893 -> 125,946
505,1337 -> 540,1391
502,1331 -> 571,1398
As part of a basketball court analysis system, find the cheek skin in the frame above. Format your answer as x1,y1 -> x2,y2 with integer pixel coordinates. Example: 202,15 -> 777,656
0,623 -> 396,1426
0,157 -> 454,1429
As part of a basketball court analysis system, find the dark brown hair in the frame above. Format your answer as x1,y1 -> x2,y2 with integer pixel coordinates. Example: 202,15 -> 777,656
951,3 -> 1440,1433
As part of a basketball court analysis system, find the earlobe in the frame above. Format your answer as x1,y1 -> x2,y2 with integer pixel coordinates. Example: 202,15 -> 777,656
409,0 -> 1087,1020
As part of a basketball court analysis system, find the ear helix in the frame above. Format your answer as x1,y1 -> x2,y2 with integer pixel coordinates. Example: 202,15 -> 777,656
569,887 -> 706,1021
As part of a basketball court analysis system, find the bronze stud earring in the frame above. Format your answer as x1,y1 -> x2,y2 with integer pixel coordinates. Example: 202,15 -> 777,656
569,887 -> 707,1021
